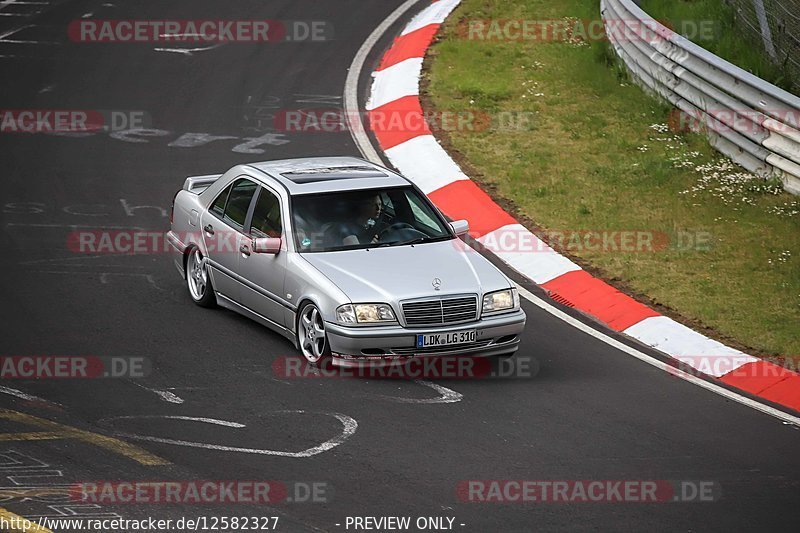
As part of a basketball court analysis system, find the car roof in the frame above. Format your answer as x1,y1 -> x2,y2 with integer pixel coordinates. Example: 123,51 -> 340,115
245,156 -> 410,195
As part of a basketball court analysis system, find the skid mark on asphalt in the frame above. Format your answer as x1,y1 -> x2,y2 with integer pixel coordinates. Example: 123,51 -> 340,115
0,410 -> 169,466
17,254 -> 154,266
21,271 -> 165,292
100,411 -> 357,457
98,272 -> 162,289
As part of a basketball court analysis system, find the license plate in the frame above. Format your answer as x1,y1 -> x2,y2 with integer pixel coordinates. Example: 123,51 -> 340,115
416,330 -> 476,348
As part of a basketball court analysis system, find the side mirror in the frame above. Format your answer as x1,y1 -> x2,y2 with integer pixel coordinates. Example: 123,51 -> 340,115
450,220 -> 470,236
253,237 -> 281,254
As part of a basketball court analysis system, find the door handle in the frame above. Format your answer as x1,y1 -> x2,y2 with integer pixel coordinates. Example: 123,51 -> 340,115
239,244 -> 251,257
204,224 -> 214,235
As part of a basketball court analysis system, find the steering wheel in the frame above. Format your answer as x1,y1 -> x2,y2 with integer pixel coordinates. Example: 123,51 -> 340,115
378,222 -> 426,242
378,222 -> 413,238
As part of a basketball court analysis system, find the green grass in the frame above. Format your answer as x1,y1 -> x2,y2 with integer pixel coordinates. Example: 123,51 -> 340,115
426,0 -> 800,358
639,0 -> 795,92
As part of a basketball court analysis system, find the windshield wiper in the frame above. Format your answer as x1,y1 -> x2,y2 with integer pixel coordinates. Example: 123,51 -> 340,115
396,237 -> 427,246
370,235 -> 451,248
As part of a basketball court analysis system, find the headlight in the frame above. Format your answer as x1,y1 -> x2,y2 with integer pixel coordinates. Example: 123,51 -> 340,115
336,303 -> 396,324
482,288 -> 518,314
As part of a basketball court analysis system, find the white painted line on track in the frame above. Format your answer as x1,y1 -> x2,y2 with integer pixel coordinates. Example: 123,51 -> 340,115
0,26 -> 28,39
0,386 -> 65,409
153,43 -> 223,56
102,411 -> 358,457
0,25 -> 57,44
382,380 -> 463,404
130,382 -> 185,404
147,390 -> 184,404
0,386 -> 47,402
111,415 -> 245,428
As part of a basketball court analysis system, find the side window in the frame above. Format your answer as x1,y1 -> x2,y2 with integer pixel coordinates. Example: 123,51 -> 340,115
249,188 -> 282,238
223,179 -> 258,229
404,189 -> 442,233
210,183 -> 232,217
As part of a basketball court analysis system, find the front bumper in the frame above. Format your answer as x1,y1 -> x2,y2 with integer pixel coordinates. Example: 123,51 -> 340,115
325,309 -> 526,367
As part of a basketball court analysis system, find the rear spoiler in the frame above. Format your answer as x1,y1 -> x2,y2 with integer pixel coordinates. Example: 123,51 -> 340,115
182,174 -> 222,194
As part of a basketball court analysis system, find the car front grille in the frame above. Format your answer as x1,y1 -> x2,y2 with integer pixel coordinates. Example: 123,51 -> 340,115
401,295 -> 478,327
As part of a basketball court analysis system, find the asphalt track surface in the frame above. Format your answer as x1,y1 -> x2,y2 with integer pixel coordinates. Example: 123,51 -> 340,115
0,1 -> 799,532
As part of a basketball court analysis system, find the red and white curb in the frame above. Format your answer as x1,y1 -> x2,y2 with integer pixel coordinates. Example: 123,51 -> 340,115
364,0 -> 800,412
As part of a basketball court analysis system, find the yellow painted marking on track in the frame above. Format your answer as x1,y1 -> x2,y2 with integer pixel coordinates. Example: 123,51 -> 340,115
0,487 -> 71,499
0,506 -> 53,533
0,432 -> 64,441
0,409 -> 169,466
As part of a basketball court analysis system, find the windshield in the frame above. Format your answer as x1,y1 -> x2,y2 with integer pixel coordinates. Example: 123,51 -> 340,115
291,186 -> 453,252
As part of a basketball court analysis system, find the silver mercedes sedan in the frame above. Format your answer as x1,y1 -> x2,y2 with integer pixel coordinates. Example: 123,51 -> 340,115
167,157 -> 526,366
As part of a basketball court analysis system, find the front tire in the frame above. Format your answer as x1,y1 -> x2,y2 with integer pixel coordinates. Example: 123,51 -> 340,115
297,303 -> 331,364
186,248 -> 216,308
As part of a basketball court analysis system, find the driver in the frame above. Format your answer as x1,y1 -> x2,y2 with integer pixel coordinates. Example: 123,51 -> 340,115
342,193 -> 383,245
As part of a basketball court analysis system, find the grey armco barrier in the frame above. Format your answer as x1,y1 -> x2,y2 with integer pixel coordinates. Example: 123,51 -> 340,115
601,0 -> 800,195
